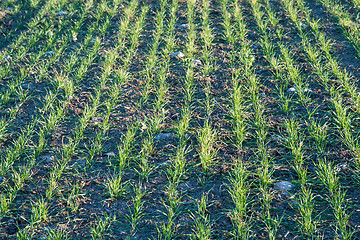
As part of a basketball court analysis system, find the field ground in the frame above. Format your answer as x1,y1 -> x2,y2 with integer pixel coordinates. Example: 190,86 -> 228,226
1,0 -> 360,239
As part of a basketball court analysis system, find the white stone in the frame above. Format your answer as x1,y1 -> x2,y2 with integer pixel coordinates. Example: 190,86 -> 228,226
21,83 -> 31,89
335,163 -> 347,172
178,23 -> 190,29
45,51 -> 55,55
300,23 -> 309,28
3,55 -> 11,60
193,59 -> 203,66
41,155 -> 54,162
55,11 -> 67,16
287,87 -> 297,93
158,160 -> 171,166
274,181 -> 294,191
304,88 -> 313,93
105,152 -> 116,157
170,51 -> 185,58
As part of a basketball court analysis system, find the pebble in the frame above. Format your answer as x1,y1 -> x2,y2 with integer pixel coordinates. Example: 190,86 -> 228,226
335,163 -> 347,172
92,117 -> 102,126
274,181 -> 294,191
45,51 -> 55,55
41,155 -> 54,162
105,152 -> 116,157
42,226 -> 52,231
287,87 -> 313,93
170,51 -> 185,58
158,160 -> 171,167
287,87 -> 297,93
300,23 -> 309,28
178,23 -> 190,29
304,88 -> 313,93
55,11 -> 67,16
21,83 -> 31,89
155,133 -> 173,140
193,59 -> 203,66
3,55 -> 11,61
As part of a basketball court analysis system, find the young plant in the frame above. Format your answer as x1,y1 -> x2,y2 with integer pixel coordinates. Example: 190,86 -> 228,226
126,184 -> 146,234
47,228 -> 69,240
30,197 -> 49,226
105,172 -> 127,200
227,160 -> 251,239
190,194 -> 213,240
90,213 -> 116,240
197,121 -> 217,174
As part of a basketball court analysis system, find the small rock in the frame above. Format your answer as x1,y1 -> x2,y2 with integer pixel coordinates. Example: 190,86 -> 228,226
42,226 -> 52,231
158,160 -> 171,166
300,23 -> 309,28
55,11 -> 67,16
170,51 -> 185,58
91,117 -> 102,126
280,191 -> 290,197
177,23 -> 190,29
287,87 -> 297,93
21,83 -> 31,89
335,163 -> 347,172
155,133 -> 173,140
192,59 -> 203,66
260,92 -> 266,97
274,181 -> 294,191
325,25 -> 335,30
105,152 -> 116,157
41,155 -> 54,162
3,55 -> 11,61
45,51 -> 55,55
288,87 -> 313,94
